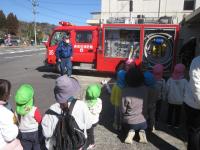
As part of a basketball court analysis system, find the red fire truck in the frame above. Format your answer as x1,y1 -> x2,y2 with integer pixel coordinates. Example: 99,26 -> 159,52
44,21 -> 179,73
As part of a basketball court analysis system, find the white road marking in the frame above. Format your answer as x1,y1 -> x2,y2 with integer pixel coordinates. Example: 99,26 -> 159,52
4,52 -> 45,59
0,48 -> 45,55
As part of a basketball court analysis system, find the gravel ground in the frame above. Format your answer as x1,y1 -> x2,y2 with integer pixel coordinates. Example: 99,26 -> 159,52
89,80 -> 187,150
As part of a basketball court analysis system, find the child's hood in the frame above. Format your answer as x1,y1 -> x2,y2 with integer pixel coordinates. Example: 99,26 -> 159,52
86,84 -> 101,107
86,84 -> 101,100
117,69 -> 126,88
15,84 -> 34,116
144,71 -> 156,87
153,64 -> 164,80
172,63 -> 185,80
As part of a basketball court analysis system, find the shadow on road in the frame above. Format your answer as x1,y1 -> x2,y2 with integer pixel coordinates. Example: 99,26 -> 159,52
36,65 -> 60,79
147,132 -> 179,150
42,74 -> 60,79
36,65 -> 54,73
98,78 -> 118,135
73,70 -> 114,78
36,65 -> 114,78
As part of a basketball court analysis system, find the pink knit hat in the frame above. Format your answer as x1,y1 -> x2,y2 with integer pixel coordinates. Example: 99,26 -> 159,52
172,64 -> 185,80
153,64 -> 164,80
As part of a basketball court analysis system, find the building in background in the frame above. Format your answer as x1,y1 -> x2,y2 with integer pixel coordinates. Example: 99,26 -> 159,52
178,6 -> 200,68
87,0 -> 200,25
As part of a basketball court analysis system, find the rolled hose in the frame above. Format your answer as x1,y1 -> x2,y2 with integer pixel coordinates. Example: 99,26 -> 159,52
144,33 -> 173,69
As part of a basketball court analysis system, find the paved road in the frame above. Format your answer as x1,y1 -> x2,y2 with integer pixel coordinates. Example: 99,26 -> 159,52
0,46 -> 187,150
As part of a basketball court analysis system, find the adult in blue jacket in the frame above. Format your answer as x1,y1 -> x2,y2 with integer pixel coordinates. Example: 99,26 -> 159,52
56,35 -> 73,76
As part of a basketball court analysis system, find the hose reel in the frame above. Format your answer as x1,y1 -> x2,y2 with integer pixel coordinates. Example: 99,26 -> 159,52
143,32 -> 174,69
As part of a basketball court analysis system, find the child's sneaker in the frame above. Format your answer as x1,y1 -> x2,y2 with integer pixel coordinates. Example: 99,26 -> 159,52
139,130 -> 148,144
118,124 -> 122,131
101,80 -> 107,85
87,144 -> 95,150
174,125 -> 179,129
125,130 -> 135,144
151,126 -> 156,133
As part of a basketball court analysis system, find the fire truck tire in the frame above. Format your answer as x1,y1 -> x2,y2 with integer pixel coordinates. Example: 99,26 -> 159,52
43,59 -> 48,66
52,63 -> 61,73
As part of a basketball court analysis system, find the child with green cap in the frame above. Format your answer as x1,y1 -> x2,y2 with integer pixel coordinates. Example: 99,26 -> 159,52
85,84 -> 102,150
15,84 -> 42,150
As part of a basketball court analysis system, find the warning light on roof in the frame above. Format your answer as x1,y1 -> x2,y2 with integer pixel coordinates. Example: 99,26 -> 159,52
59,21 -> 72,26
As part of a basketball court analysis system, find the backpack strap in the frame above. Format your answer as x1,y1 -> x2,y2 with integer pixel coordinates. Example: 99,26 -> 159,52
68,99 -> 77,115
45,109 -> 61,117
45,100 -> 76,116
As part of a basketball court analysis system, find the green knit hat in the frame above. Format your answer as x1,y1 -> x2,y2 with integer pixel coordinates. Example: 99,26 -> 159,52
86,84 -> 101,107
15,84 -> 34,116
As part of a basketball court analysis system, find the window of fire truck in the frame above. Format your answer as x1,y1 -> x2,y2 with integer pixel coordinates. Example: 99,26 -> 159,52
104,28 -> 140,58
50,31 -> 70,46
76,31 -> 92,43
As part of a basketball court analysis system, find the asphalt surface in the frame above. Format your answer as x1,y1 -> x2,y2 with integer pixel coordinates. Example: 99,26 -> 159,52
0,46 -> 187,150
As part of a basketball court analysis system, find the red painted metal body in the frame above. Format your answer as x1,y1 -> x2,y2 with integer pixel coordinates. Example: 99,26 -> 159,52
45,22 -> 180,73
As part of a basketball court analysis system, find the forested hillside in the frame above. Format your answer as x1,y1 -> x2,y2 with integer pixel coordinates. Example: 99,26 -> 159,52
0,10 -> 55,44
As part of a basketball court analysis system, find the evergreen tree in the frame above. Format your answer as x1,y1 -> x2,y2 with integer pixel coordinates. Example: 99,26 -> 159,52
6,13 -> 19,35
0,10 -> 6,30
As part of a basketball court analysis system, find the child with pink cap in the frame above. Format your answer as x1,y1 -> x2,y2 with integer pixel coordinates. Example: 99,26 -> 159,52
152,64 -> 166,122
166,63 -> 188,128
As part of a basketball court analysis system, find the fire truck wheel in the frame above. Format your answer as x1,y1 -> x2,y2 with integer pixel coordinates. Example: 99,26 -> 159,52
53,63 -> 61,73
43,59 -> 48,66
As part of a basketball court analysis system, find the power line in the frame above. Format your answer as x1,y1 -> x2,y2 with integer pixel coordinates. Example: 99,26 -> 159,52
38,11 -> 86,24
13,0 -> 32,10
10,0 -> 89,25
38,12 -> 86,25
38,5 -> 88,21
39,0 -> 99,6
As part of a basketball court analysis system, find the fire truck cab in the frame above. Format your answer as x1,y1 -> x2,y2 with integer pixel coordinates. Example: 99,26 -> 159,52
45,21 -> 179,73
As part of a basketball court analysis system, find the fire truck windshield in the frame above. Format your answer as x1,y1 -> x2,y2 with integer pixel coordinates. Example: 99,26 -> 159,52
50,31 -> 70,46
76,31 -> 92,43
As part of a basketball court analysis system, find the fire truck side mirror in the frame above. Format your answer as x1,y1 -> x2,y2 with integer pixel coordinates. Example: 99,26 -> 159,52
43,42 -> 48,48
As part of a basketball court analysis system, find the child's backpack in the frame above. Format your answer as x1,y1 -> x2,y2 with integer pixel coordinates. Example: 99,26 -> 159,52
46,99 -> 86,150
193,127 -> 200,150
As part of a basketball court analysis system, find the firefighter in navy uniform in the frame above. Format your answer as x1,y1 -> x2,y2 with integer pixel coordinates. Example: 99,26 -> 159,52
56,35 -> 73,76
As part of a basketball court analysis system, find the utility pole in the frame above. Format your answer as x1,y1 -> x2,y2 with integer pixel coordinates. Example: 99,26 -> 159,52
158,0 -> 161,18
31,0 -> 38,46
129,0 -> 133,23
